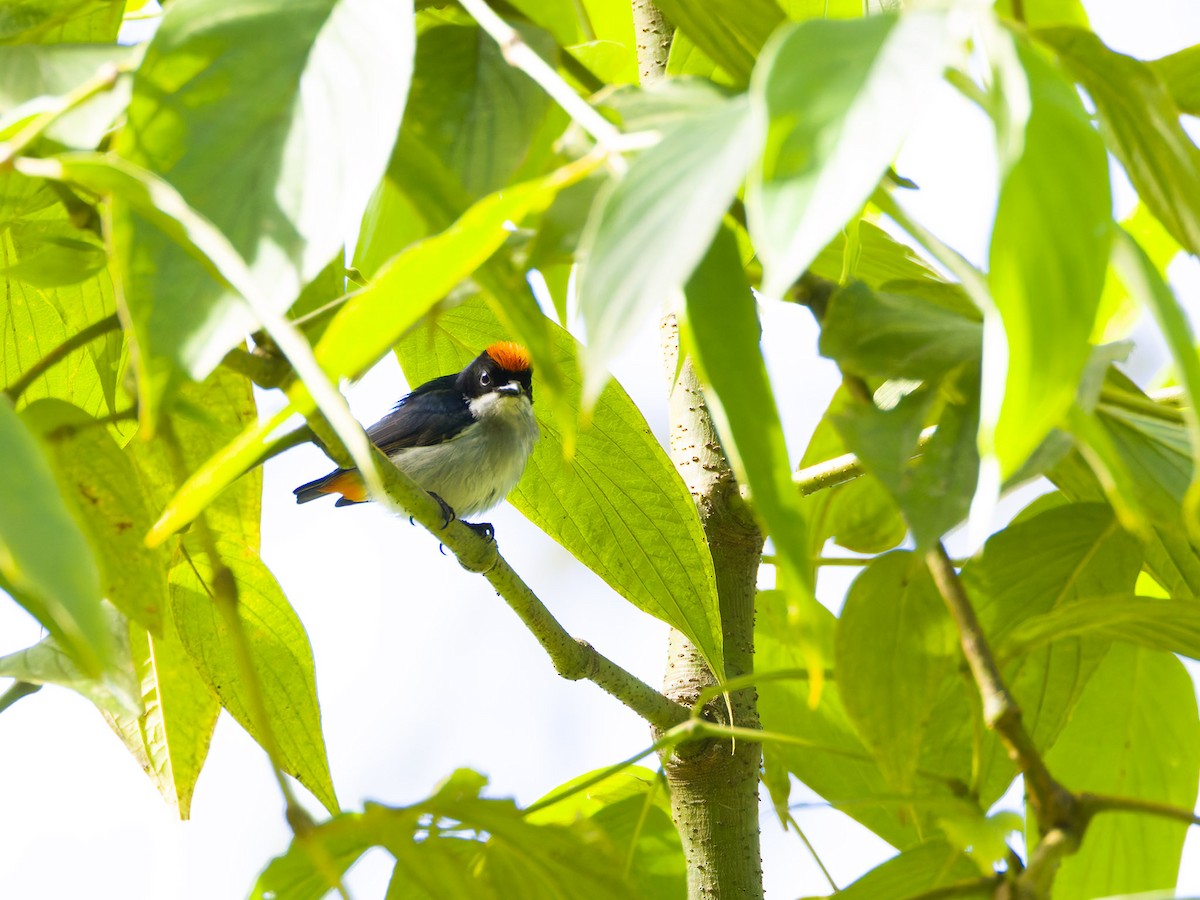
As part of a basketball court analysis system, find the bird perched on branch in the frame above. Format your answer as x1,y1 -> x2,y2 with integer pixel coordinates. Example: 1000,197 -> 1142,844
294,342 -> 537,539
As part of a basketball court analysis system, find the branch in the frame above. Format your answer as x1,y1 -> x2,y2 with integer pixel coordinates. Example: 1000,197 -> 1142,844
1079,792 -> 1200,828
794,427 -> 936,495
5,312 -> 120,403
924,544 -> 1077,833
311,414 -> 692,732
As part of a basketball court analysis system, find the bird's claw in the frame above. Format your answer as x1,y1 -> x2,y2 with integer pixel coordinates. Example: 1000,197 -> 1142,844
428,492 -> 456,530
465,521 -> 495,543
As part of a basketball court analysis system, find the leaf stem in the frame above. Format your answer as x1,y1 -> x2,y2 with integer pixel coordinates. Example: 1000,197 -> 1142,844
5,312 -> 120,403
0,61 -> 129,168
784,812 -> 838,893
794,427 -> 937,494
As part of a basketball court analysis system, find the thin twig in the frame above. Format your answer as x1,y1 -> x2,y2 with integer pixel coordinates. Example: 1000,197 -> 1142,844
784,812 -> 838,893
5,312 -> 121,402
924,543 -> 1076,834
457,0 -> 651,172
0,61 -> 129,168
1079,792 -> 1200,828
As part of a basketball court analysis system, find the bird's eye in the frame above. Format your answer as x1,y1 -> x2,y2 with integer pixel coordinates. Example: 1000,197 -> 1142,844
479,371 -> 491,387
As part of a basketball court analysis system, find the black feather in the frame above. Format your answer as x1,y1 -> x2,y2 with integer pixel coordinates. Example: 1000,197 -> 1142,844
366,374 -> 475,452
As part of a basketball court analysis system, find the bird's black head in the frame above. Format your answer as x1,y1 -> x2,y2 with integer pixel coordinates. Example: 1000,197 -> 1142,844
457,342 -> 534,402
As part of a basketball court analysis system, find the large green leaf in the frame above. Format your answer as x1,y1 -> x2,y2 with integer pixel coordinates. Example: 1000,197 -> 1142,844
0,601 -> 137,714
0,0 -> 125,43
1037,28 -> 1200,257
0,395 -> 109,673
684,226 -> 807,602
832,367 -> 980,548
819,281 -> 981,382
747,12 -> 954,300
836,552 -> 958,796
170,539 -> 337,814
653,0 -> 784,85
756,589 -> 959,848
982,32 -> 1111,482
102,616 -> 221,819
22,399 -> 168,633
404,23 -> 554,196
111,0 -> 414,414
577,94 -> 762,405
995,0 -> 1087,26
1046,644 -> 1200,899
396,298 -> 726,680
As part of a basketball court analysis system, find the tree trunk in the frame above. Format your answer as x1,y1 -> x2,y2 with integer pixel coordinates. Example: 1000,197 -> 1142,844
660,314 -> 765,899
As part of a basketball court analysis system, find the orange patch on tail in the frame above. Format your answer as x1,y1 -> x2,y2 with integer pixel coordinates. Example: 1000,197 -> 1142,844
324,470 -> 367,503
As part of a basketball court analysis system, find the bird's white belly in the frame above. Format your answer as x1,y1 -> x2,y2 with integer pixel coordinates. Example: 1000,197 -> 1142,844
388,396 -> 537,518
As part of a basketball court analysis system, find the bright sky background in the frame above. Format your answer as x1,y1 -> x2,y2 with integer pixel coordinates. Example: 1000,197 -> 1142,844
2,2 -> 1200,897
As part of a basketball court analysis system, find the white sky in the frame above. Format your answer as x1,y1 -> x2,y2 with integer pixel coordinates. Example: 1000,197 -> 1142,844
2,1 -> 1200,897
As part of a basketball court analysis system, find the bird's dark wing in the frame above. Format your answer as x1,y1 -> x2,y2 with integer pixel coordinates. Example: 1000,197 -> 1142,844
366,374 -> 473,452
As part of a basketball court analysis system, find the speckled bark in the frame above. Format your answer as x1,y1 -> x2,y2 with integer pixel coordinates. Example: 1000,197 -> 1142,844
660,315 -> 765,900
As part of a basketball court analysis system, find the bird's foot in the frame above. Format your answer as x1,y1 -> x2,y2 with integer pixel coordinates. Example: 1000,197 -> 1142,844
465,521 -> 495,542
428,492 -> 456,530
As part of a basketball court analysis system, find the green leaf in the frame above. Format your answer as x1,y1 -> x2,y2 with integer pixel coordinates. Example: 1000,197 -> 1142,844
101,616 -> 220,819
0,0 -> 125,43
653,0 -> 784,85
0,601 -> 137,715
982,32 -> 1111,481
0,44 -> 134,148
111,0 -> 414,411
1111,228 -> 1200,533
756,589 -> 955,847
1150,43 -> 1200,116
819,281 -> 981,382
832,367 -> 981,548
396,298 -> 726,680
577,95 -> 762,405
170,539 -> 337,814
836,552 -> 958,795
995,0 -> 1088,26
0,395 -> 109,673
1003,594 -> 1200,660
525,768 -> 685,900
1037,28 -> 1200,257
798,387 -> 907,561
1046,644 -> 1200,900
404,23 -> 554,195
255,771 -> 647,900
832,840 -> 983,900
22,399 -> 168,633
684,227 -> 809,605
145,159 -> 591,546
935,503 -> 1142,804
747,12 -> 954,300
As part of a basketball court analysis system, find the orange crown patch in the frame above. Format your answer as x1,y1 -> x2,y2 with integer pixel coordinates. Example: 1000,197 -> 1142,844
485,341 -> 532,372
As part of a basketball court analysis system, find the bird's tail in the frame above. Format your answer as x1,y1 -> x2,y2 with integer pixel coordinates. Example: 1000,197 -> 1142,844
293,469 -> 367,505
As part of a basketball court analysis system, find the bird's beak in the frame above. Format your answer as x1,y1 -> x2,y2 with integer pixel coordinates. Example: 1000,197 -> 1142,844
497,381 -> 522,396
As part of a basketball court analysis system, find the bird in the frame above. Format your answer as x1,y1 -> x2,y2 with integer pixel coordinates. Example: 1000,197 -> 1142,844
294,341 -> 538,539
